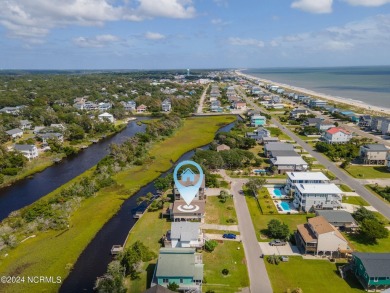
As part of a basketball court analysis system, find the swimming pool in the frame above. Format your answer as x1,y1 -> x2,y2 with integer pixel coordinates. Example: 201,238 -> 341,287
280,201 -> 291,211
273,188 -> 282,197
253,169 -> 266,174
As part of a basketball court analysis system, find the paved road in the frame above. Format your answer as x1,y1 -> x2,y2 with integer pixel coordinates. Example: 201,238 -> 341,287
220,170 -> 273,293
241,93 -> 390,220
196,84 -> 209,114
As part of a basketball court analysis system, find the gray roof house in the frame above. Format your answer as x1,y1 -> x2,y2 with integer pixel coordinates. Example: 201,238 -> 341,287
143,285 -> 175,293
38,133 -> 64,143
303,118 -> 323,127
19,120 -> 32,130
316,210 -> 358,231
359,144 -> 389,165
264,142 -> 295,157
165,222 -> 203,248
268,150 -> 300,158
270,156 -> 308,174
152,248 -> 203,291
14,144 -> 38,160
6,128 -> 23,138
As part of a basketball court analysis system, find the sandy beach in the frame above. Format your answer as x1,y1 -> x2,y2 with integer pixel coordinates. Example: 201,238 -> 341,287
236,70 -> 390,116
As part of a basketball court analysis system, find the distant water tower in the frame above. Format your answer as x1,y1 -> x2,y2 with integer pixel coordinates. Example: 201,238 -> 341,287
187,69 -> 190,76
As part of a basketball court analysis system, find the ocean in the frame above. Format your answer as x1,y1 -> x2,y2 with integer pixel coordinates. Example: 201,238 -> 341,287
243,66 -> 390,108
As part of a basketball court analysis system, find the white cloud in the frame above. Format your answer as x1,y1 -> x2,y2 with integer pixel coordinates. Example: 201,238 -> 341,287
269,14 -> 390,52
0,0 -> 196,41
228,37 -> 265,48
343,0 -> 390,6
291,0 -> 333,14
73,34 -> 120,48
211,18 -> 230,26
137,0 -> 195,19
144,32 -> 166,40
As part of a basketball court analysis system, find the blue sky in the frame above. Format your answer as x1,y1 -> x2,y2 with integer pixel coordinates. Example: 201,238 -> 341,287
1,0 -> 390,69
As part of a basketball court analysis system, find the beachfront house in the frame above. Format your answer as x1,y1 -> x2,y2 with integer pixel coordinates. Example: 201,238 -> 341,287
13,144 -> 39,160
370,117 -> 388,133
349,253 -> 390,291
358,115 -> 372,128
151,248 -> 203,292
322,127 -> 352,144
295,216 -> 350,257
381,119 -> 390,135
98,112 -> 114,123
6,128 -> 23,139
250,115 -> 266,127
284,172 -> 331,194
315,210 -> 358,232
164,222 -> 204,248
270,156 -> 308,174
293,183 -> 343,212
359,144 -> 389,165
309,99 -> 327,108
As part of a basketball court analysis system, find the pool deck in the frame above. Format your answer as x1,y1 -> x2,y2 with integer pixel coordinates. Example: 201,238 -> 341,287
273,199 -> 299,214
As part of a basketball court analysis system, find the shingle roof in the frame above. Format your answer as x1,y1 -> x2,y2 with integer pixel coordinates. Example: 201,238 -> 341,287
170,222 -> 200,241
6,128 -> 23,135
14,144 -> 35,151
265,142 -> 295,152
353,253 -> 390,277
143,285 -> 175,293
308,216 -> 337,234
362,144 -> 388,152
316,210 -> 356,224
270,150 -> 300,157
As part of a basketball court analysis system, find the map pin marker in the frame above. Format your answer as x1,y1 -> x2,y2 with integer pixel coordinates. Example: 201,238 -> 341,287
173,160 -> 204,207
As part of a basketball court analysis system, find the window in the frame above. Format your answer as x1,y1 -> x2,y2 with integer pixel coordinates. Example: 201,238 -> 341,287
180,278 -> 184,284
374,277 -> 378,282
163,278 -> 169,283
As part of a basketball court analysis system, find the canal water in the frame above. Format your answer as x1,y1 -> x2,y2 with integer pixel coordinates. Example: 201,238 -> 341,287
0,119 -> 148,220
59,120 -> 237,293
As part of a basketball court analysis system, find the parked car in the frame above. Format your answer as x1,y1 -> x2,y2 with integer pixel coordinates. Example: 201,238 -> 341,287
239,190 -> 244,195
223,233 -> 237,239
269,239 -> 287,246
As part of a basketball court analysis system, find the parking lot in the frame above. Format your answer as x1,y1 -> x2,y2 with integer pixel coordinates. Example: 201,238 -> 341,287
259,242 -> 301,256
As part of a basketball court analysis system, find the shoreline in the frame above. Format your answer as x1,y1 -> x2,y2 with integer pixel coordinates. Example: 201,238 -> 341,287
236,70 -> 390,116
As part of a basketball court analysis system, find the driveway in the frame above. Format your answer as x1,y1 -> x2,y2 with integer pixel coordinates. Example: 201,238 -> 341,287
259,242 -> 301,256
201,223 -> 239,232
204,233 -> 241,242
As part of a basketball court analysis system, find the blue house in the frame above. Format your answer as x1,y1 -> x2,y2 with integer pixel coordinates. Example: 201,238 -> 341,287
181,168 -> 195,182
152,248 -> 203,291
251,115 -> 267,127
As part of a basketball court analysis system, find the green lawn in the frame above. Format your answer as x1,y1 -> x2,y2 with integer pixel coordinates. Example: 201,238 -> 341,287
342,196 -> 369,206
245,194 -> 314,241
125,205 -> 171,293
346,166 -> 390,179
339,184 -> 353,192
265,257 -> 364,293
256,188 -> 278,215
205,196 -> 237,225
0,115 -> 236,293
202,241 -> 249,293
267,127 -> 292,141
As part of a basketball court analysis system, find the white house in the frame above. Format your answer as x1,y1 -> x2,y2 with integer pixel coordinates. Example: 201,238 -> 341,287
323,127 -> 352,144
6,128 -> 23,139
98,112 -> 114,123
285,172 -> 331,194
39,133 -> 64,144
121,100 -> 136,111
166,222 -> 204,248
19,120 -> 32,130
293,183 -> 343,212
14,144 -> 38,160
162,99 -> 172,112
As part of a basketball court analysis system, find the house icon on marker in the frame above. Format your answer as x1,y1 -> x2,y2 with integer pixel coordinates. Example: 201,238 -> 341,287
181,168 -> 195,182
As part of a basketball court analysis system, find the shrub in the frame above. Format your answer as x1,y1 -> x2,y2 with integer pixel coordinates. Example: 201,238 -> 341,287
222,268 -> 229,275
205,240 -> 218,252
2,168 -> 19,176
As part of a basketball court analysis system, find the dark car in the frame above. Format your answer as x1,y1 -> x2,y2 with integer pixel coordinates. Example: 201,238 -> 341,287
223,233 -> 237,239
269,239 -> 287,246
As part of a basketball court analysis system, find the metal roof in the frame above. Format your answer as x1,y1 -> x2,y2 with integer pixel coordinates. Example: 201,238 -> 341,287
353,253 -> 390,277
